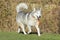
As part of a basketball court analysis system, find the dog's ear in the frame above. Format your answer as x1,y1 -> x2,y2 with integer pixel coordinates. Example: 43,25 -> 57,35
40,8 -> 41,11
33,8 -> 36,12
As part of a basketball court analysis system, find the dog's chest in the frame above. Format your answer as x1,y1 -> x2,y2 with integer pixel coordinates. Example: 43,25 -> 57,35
27,19 -> 37,26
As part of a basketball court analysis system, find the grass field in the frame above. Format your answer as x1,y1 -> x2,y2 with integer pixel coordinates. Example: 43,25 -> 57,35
0,32 -> 60,40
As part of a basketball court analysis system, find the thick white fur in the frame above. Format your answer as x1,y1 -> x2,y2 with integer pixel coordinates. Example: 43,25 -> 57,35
16,3 -> 41,36
16,3 -> 28,13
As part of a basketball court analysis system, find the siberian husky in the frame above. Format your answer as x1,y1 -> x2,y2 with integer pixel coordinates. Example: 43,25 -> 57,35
16,3 -> 41,36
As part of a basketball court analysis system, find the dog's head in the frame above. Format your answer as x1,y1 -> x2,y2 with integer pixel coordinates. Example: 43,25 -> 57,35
32,8 -> 41,20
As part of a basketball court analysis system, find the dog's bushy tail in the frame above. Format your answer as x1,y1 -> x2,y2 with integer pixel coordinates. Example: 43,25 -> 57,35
16,3 -> 28,13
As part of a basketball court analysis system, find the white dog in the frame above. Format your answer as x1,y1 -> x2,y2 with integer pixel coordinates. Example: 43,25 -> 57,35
16,3 -> 41,36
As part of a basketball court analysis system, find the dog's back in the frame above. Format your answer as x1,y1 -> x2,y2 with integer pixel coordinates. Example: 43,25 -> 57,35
16,11 -> 27,24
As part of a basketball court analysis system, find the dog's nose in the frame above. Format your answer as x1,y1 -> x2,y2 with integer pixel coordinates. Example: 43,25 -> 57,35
37,16 -> 41,20
37,16 -> 41,18
39,16 -> 41,18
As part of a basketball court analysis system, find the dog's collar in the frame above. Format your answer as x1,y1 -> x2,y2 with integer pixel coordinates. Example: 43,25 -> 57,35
31,16 -> 37,20
32,16 -> 40,21
32,16 -> 35,19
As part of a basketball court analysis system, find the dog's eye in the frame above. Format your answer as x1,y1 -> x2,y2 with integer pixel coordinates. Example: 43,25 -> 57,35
39,16 -> 41,18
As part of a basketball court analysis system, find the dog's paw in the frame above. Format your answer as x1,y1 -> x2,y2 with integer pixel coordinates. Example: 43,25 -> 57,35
38,34 -> 41,36
27,32 -> 31,34
24,33 -> 27,35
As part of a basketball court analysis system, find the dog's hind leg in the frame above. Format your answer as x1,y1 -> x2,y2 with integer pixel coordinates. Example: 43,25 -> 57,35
27,25 -> 31,34
17,23 -> 21,33
21,23 -> 27,35
17,26 -> 20,33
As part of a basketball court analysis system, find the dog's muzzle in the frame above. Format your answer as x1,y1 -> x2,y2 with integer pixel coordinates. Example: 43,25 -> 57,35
37,16 -> 41,20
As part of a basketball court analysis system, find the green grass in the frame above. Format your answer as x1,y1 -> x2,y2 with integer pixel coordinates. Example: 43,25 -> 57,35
0,32 -> 60,40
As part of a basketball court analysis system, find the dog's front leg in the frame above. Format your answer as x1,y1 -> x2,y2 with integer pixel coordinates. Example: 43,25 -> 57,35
35,25 -> 40,36
27,25 -> 31,34
21,24 -> 27,35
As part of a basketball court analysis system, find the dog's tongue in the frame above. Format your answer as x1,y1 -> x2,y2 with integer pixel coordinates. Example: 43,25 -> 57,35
37,20 -> 40,25
38,18 -> 40,20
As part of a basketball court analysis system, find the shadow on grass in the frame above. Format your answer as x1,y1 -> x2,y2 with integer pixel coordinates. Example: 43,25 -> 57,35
19,31 -> 43,35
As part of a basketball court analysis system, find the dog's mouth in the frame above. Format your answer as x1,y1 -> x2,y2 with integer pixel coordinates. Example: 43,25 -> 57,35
32,15 -> 41,20
37,16 -> 41,20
